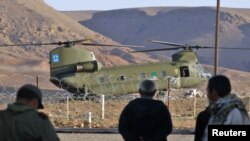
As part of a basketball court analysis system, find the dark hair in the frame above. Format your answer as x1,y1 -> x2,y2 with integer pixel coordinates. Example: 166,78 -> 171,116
139,89 -> 156,97
139,80 -> 156,97
207,75 -> 231,97
16,84 -> 44,109
16,88 -> 39,101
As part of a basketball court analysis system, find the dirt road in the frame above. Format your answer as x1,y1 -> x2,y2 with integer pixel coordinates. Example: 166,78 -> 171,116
58,133 -> 194,141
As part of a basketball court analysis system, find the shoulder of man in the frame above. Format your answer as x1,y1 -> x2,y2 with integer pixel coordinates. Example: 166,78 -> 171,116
36,112 -> 60,141
38,112 -> 49,119
0,110 -> 6,120
225,108 -> 247,124
0,110 -> 4,114
197,109 -> 210,120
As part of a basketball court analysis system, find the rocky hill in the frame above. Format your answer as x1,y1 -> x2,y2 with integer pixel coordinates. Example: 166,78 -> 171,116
0,0 -> 155,76
65,7 -> 250,71
1,1 -> 250,89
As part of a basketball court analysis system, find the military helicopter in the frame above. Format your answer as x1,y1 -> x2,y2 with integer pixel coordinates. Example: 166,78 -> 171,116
48,39 -> 214,96
1,39 -> 249,97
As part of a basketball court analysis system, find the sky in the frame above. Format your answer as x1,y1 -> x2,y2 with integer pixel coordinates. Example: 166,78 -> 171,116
44,0 -> 250,11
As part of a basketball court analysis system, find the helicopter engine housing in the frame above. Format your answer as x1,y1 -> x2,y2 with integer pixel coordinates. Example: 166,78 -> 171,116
75,61 -> 102,72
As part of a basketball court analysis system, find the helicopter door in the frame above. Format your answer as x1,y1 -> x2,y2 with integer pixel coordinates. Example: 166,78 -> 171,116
180,66 -> 190,77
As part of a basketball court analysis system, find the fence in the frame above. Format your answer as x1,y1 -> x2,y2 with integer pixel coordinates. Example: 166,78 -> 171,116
0,74 -> 249,129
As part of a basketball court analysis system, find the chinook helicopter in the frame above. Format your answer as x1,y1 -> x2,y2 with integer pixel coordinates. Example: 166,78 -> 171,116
1,39 -> 249,96
48,39 -> 213,96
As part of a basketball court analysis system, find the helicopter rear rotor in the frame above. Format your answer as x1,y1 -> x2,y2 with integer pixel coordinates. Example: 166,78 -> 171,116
131,39 -> 250,53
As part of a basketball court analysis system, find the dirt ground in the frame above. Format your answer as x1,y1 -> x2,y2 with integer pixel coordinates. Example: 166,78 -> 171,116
58,133 -> 194,141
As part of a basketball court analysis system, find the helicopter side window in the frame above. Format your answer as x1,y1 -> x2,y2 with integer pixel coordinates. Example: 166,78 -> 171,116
161,71 -> 167,78
140,73 -> 146,79
151,72 -> 157,80
180,66 -> 190,77
99,76 -> 105,84
120,75 -> 126,81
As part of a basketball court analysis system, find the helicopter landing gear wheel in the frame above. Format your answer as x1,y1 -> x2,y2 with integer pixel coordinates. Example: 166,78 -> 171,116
73,92 -> 98,101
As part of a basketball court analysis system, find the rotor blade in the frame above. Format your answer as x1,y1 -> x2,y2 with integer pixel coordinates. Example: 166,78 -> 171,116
214,47 -> 250,50
150,40 -> 186,47
188,46 -> 214,49
150,40 -> 250,50
0,39 -> 90,47
150,40 -> 209,49
70,39 -> 91,43
131,47 -> 181,53
80,43 -> 144,48
0,42 -> 56,47
192,46 -> 250,50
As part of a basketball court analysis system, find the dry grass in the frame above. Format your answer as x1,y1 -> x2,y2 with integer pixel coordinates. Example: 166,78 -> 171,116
1,93 -> 249,129
0,71 -> 250,129
40,97 -> 249,129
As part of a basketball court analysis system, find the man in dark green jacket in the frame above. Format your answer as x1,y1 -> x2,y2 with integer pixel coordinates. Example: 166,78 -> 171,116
0,84 -> 60,141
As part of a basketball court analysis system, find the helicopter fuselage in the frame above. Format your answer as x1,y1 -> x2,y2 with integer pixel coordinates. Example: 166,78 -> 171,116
49,47 -> 210,95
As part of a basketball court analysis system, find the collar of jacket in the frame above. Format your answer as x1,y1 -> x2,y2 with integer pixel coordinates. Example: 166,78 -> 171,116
7,102 -> 35,114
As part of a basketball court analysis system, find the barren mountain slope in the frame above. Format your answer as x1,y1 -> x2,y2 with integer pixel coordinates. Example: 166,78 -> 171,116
63,11 -> 100,21
73,7 -> 250,71
0,0 -> 155,76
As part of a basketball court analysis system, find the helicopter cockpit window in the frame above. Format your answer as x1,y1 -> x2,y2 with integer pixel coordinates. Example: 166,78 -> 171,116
99,76 -> 105,84
120,75 -> 126,81
180,66 -> 190,77
161,71 -> 167,78
140,73 -> 146,79
151,72 -> 157,80
197,63 -> 204,72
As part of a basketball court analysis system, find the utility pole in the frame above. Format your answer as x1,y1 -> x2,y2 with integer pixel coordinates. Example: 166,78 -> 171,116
214,0 -> 220,75
36,75 -> 39,87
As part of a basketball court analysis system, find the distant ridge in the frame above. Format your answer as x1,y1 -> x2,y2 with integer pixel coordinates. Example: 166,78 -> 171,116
0,0 -> 155,76
64,7 -> 250,71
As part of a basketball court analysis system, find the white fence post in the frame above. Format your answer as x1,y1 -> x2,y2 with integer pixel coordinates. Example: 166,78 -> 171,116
248,98 -> 250,116
163,91 -> 167,104
167,77 -> 171,107
101,94 -> 105,119
85,112 -> 92,128
132,94 -> 136,100
193,96 -> 197,118
66,96 -> 69,120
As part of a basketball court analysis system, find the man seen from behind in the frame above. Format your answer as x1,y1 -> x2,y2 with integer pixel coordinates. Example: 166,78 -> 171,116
119,79 -> 172,141
0,84 -> 60,141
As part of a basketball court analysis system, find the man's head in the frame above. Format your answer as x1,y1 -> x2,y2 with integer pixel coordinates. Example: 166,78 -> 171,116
207,75 -> 231,102
139,80 -> 156,98
16,84 -> 44,109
